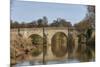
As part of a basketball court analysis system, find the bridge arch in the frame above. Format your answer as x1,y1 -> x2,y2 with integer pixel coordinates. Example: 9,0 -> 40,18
28,34 -> 43,56
51,32 -> 68,57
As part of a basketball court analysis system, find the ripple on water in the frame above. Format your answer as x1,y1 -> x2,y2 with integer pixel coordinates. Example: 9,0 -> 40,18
14,59 -> 80,67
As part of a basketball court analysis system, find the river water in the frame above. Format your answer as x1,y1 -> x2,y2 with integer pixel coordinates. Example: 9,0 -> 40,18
14,59 -> 94,67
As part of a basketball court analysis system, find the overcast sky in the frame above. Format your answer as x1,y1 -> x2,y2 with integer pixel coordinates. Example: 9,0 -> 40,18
11,0 -> 88,25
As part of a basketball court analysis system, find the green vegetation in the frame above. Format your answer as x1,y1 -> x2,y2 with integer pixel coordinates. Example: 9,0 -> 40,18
75,5 -> 95,61
74,5 -> 95,32
29,34 -> 43,56
30,34 -> 43,46
76,27 -> 95,62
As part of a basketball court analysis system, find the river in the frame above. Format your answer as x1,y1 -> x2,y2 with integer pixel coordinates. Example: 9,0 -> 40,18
14,58 -> 94,67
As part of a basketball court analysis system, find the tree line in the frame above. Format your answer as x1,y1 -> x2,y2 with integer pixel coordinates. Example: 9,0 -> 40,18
10,16 -> 72,28
74,5 -> 95,32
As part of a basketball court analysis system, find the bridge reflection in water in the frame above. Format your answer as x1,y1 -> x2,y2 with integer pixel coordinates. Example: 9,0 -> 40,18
11,27 -> 95,67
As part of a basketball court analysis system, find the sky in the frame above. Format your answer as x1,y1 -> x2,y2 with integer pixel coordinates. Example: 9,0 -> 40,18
11,0 -> 88,25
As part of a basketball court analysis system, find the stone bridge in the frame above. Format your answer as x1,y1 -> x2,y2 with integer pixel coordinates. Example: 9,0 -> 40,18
11,27 -> 79,62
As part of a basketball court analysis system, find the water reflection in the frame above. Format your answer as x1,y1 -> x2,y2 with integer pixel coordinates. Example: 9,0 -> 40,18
15,59 -> 79,67
14,58 -> 94,67
14,45 -> 95,67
